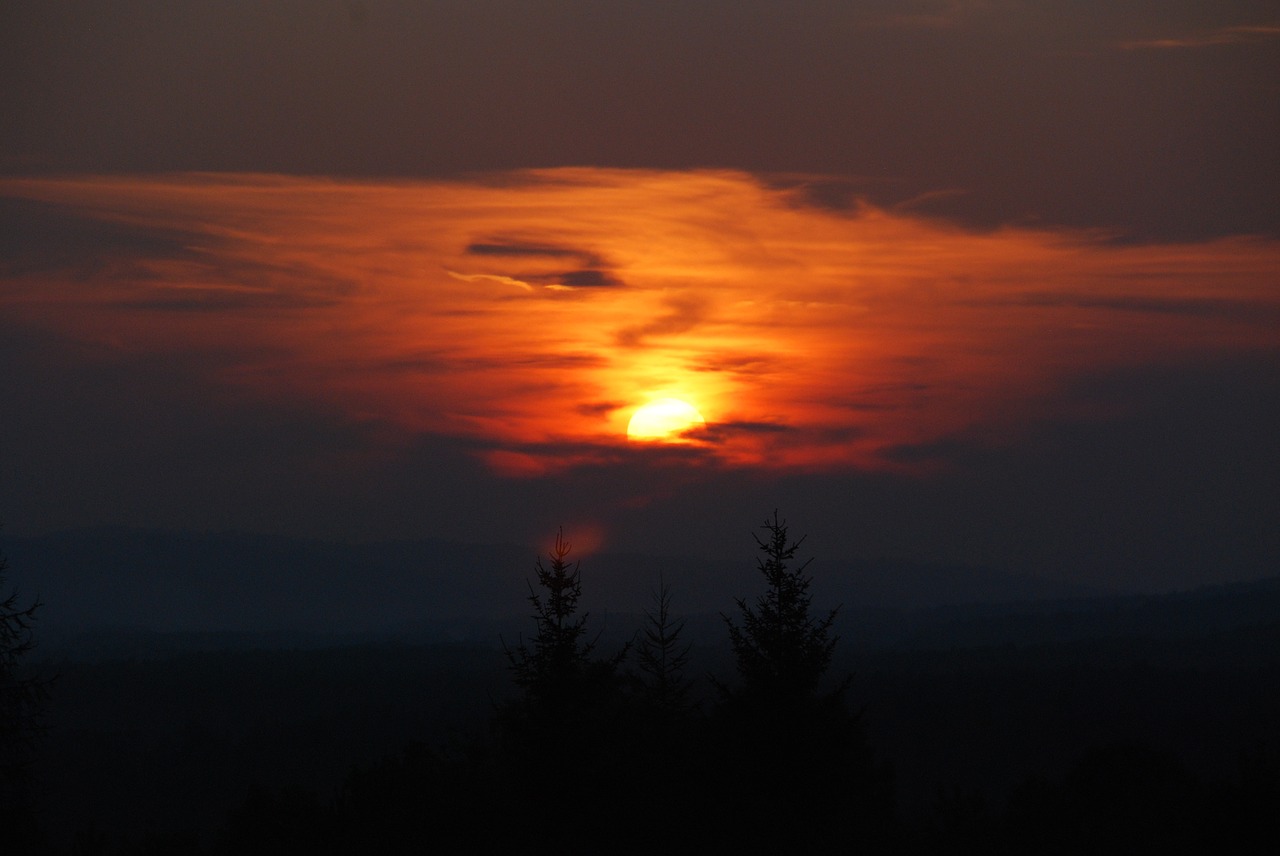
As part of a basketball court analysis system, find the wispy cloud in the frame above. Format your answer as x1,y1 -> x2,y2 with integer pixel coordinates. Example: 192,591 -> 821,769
3,169 -> 1277,474
984,293 -> 1280,322
447,270 -> 534,290
615,296 -> 707,348
1118,23 -> 1280,50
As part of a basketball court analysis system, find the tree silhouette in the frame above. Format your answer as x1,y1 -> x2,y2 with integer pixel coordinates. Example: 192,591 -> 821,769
722,510 -> 841,703
498,529 -> 630,852
712,513 -> 892,852
503,528 -> 613,712
0,540 -> 50,847
635,573 -> 693,714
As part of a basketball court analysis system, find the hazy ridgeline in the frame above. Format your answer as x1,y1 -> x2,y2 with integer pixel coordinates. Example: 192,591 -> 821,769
4,528 -> 1279,854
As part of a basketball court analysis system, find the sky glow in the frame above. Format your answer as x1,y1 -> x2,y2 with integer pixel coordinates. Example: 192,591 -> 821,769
3,169 -> 1276,482
3,1 -> 1278,584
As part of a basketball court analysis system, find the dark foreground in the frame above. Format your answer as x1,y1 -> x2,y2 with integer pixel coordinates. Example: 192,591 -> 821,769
11,594 -> 1280,855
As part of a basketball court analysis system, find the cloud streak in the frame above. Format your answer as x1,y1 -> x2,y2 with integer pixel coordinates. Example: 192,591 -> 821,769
2,169 -> 1276,476
1118,23 -> 1280,50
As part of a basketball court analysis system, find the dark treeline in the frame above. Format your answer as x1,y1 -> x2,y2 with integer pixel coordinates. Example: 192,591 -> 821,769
2,541 -> 52,853
201,514 -> 897,855
5,517 -> 1280,854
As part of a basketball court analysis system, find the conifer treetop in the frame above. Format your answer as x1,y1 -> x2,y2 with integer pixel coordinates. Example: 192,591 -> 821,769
723,511 -> 840,702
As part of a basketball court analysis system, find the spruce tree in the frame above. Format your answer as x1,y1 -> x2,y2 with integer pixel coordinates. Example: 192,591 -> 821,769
713,515 -> 890,853
723,511 -> 840,703
498,530 -> 629,852
504,528 -> 596,711
635,574 -> 692,714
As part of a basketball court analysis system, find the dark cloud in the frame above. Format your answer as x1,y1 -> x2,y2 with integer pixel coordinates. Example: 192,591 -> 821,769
866,353 -> 1280,588
489,352 -> 606,369
0,196 -> 202,276
810,425 -> 870,444
765,175 -> 865,213
693,353 -> 779,376
704,420 -> 793,438
377,351 -> 606,374
879,437 -> 977,465
575,400 -> 626,417
0,321 -> 383,538
548,269 -> 622,287
1118,24 -> 1280,50
4,2 -> 1274,240
832,384 -> 933,412
0,195 -> 361,308
462,240 -> 621,288
366,351 -> 456,374
466,241 -> 602,265
697,421 -> 869,453
988,292 -> 1280,323
118,290 -> 341,313
615,296 -> 707,347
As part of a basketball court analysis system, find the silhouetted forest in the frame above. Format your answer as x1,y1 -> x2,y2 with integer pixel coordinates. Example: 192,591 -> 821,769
4,518 -> 1279,854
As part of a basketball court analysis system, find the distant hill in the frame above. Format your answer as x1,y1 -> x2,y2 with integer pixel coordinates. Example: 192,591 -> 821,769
6,527 -> 1272,656
842,574 -> 1280,657
4,528 -> 531,641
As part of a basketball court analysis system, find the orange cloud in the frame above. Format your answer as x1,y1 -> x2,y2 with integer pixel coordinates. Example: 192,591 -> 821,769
3,169 -> 1277,474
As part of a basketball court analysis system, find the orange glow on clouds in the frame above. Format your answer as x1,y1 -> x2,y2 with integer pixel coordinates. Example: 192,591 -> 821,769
3,169 -> 1277,474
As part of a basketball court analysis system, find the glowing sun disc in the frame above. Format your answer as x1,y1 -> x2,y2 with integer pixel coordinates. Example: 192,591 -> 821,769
626,398 -> 706,441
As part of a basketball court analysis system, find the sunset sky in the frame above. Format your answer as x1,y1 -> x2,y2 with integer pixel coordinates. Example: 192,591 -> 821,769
2,1 -> 1278,591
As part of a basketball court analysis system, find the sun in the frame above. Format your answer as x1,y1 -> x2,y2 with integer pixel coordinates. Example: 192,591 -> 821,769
626,398 -> 707,442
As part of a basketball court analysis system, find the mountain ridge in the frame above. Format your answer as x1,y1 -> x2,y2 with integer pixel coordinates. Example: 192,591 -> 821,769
6,527 -> 1272,653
